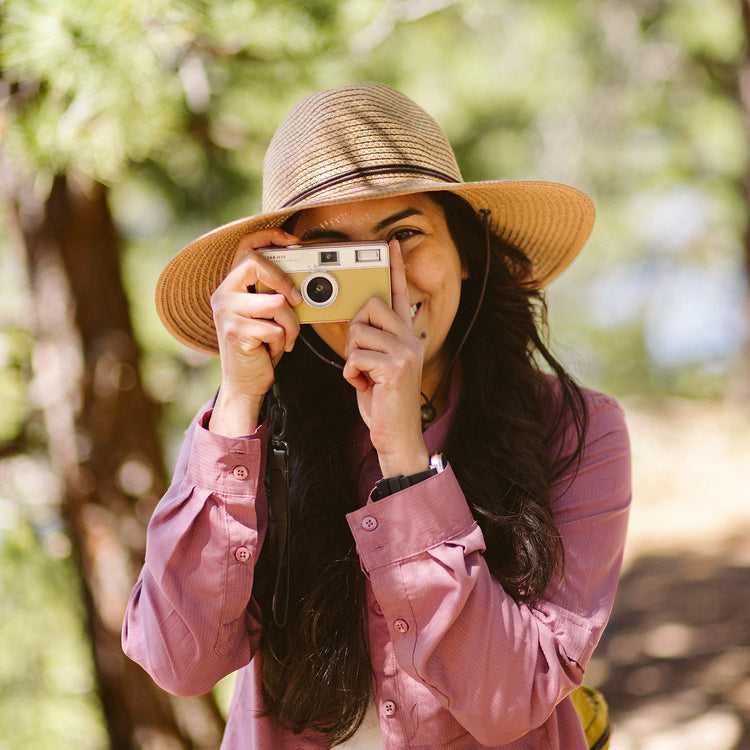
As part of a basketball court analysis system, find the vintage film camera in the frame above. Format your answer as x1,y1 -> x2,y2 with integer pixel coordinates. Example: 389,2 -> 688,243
256,241 -> 391,324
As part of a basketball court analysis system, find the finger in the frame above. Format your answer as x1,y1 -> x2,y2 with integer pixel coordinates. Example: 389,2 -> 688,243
388,239 -> 411,325
226,230 -> 304,306
344,324 -> 419,382
239,318 -> 289,361
220,289 -> 301,353
232,228 -> 300,265
341,352 -> 375,393
348,293 -> 407,337
344,316 -> 395,359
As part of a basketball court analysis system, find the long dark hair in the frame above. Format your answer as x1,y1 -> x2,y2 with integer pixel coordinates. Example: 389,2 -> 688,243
252,191 -> 589,744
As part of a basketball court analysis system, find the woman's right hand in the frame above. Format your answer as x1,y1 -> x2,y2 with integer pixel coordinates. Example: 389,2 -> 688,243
208,228 -> 303,437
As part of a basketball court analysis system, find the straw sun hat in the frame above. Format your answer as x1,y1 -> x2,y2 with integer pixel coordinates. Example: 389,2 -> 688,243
156,82 -> 595,355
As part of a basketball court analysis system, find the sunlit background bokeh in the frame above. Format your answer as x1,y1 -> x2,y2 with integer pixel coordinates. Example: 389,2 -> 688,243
1,1 -> 749,748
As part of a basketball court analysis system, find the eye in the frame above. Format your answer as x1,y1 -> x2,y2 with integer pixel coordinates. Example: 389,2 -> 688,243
390,227 -> 422,243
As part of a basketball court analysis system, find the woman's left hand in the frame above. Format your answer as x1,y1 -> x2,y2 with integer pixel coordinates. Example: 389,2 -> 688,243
343,240 -> 430,478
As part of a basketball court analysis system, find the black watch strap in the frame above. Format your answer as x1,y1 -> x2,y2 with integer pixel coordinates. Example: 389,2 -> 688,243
374,467 -> 436,501
373,453 -> 446,501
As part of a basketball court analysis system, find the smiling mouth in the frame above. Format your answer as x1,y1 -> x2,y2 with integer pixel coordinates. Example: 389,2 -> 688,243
410,302 -> 422,319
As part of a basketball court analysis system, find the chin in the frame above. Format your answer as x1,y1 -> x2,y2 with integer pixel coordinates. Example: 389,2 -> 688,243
311,321 -> 348,359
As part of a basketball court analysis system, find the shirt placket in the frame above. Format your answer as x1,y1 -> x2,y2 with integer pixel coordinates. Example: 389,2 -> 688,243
366,579 -> 415,748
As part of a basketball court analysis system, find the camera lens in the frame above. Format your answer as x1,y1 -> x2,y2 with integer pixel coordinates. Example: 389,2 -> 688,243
301,271 -> 338,308
307,277 -> 333,303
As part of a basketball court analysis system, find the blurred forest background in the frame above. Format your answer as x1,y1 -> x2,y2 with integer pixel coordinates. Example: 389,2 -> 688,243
1,0 -> 749,748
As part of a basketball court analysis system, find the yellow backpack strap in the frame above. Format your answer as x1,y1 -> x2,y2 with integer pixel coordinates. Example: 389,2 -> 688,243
570,686 -> 611,750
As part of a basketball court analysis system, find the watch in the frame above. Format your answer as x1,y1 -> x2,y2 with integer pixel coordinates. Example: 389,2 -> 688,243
374,453 -> 446,500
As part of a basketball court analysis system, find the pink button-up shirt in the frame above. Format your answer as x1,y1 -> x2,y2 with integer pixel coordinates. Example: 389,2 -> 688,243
123,384 -> 630,749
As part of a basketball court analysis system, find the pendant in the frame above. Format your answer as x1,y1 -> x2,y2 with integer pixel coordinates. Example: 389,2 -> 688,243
420,402 -> 437,425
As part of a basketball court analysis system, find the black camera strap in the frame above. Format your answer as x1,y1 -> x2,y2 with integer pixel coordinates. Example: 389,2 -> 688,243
268,382 -> 291,628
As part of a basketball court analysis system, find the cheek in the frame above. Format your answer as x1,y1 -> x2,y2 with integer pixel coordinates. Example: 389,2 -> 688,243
407,250 -> 463,304
405,250 -> 444,289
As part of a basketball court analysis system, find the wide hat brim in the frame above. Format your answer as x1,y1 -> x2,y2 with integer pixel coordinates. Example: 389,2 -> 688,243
156,178 -> 595,355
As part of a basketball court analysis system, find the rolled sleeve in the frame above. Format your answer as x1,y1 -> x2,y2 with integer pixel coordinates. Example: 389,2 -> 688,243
187,412 -> 265,498
347,466 -> 480,571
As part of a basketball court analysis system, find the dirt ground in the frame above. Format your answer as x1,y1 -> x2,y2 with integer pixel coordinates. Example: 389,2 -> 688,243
596,398 -> 750,750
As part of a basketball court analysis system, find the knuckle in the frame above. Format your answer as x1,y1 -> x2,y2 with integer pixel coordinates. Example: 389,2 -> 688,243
393,354 -> 411,377
238,339 -> 256,356
266,293 -> 287,311
222,321 -> 246,347
347,321 -> 365,340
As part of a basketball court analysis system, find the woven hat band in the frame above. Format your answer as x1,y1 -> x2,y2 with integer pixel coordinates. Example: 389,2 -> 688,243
280,164 -> 460,208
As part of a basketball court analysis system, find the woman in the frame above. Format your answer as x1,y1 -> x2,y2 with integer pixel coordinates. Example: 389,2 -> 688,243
123,83 -> 631,749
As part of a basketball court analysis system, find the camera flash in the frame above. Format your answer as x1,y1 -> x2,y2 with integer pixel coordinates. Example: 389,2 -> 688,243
355,248 -> 382,263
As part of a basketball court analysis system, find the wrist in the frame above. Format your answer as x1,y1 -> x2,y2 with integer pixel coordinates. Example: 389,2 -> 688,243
209,387 -> 265,437
377,447 -> 430,480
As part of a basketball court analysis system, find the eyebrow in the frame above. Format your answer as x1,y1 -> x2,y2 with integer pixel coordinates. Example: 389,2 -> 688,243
374,207 -> 424,232
299,207 -> 424,242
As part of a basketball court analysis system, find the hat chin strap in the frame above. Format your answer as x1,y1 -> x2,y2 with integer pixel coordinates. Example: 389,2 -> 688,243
419,208 -> 491,428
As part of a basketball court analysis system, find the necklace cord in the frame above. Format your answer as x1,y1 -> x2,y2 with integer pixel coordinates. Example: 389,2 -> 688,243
268,382 -> 291,627
298,330 -> 345,370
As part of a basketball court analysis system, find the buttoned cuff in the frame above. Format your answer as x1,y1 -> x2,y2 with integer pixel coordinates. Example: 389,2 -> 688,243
346,465 -> 479,571
186,409 -> 267,497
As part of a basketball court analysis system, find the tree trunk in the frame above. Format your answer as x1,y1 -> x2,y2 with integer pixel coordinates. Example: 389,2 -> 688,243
13,172 -> 225,749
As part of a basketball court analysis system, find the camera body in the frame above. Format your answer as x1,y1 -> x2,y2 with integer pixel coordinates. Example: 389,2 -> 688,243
256,241 -> 391,324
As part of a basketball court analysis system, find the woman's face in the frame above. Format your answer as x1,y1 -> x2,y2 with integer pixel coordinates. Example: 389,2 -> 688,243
292,193 -> 467,388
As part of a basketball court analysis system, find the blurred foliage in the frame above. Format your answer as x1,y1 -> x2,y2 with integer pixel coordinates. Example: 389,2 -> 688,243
3,0 -> 746,418
0,0 -> 748,744
0,520 -> 107,749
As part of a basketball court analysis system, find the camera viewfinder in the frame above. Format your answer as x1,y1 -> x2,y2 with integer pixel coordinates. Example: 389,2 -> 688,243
319,250 -> 339,265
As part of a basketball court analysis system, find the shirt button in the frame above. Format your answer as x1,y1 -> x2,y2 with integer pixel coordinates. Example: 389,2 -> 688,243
235,546 -> 251,562
232,465 -> 249,480
374,601 -> 383,616
393,618 -> 409,634
361,515 -> 378,531
383,700 -> 397,717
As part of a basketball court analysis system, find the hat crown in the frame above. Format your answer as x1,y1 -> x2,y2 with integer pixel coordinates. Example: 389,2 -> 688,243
262,83 -> 463,212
